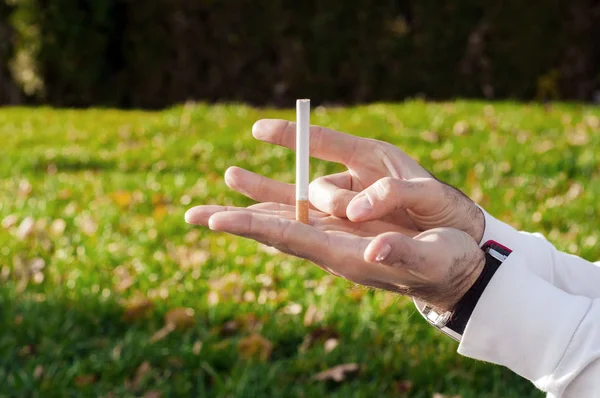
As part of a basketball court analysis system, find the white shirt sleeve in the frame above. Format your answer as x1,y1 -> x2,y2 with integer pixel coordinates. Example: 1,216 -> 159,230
478,207 -> 600,298
457,252 -> 600,396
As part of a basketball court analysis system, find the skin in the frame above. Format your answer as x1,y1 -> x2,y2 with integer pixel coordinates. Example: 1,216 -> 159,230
185,120 -> 487,311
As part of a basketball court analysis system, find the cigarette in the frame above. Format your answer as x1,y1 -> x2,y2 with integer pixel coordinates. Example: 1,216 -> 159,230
296,99 -> 310,224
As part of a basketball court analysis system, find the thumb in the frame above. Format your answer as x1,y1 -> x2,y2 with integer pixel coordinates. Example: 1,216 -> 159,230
364,232 -> 428,277
346,177 -> 438,222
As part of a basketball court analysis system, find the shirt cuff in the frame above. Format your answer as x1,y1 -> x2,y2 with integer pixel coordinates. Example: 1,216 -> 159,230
458,251 -> 591,390
478,206 -> 523,248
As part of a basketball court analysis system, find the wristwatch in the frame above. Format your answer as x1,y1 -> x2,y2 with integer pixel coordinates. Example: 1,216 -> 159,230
414,240 -> 512,342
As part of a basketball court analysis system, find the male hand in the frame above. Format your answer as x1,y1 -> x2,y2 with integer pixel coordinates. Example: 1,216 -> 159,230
185,203 -> 484,312
224,120 -> 485,243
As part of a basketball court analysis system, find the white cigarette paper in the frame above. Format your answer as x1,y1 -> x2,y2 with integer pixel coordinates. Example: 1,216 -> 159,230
296,99 -> 310,223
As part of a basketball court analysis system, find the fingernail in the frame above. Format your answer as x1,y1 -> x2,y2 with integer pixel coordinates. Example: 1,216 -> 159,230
208,216 -> 217,230
349,195 -> 372,219
374,244 -> 392,262
184,210 -> 194,224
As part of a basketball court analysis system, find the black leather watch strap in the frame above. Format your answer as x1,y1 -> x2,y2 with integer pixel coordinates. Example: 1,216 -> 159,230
445,250 -> 503,335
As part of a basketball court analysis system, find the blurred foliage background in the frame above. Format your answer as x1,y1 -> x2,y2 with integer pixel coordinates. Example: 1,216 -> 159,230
0,0 -> 599,108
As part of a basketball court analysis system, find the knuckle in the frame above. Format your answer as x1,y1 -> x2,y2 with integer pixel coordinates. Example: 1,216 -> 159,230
309,177 -> 325,189
278,218 -> 293,242
330,190 -> 349,215
281,120 -> 292,146
374,177 -> 400,201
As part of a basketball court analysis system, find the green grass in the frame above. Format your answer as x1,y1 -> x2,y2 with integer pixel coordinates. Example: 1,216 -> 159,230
2,100 -> 599,397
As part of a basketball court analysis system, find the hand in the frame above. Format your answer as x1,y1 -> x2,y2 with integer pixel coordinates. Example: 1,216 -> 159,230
224,120 -> 485,242
185,203 -> 485,312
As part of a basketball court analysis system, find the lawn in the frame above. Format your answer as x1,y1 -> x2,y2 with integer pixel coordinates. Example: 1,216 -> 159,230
1,100 -> 599,397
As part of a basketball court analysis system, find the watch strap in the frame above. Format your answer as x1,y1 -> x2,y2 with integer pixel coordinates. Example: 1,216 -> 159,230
413,240 -> 511,341
445,250 -> 503,335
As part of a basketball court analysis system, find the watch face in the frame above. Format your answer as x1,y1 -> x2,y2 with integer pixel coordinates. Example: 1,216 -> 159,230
413,298 -> 461,342
413,299 -> 451,327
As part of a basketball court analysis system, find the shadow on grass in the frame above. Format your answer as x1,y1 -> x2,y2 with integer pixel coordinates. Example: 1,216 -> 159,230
0,286 -> 545,398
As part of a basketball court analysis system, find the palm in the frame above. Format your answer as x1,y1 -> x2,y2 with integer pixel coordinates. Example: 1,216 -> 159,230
194,203 -> 416,239
185,203 -> 426,293
184,202 -> 483,310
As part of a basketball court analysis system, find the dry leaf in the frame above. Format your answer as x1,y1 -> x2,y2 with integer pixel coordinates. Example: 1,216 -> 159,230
180,195 -> 191,205
421,130 -> 439,143
58,189 -> 72,200
324,338 -> 339,353
565,182 -> 583,201
167,356 -> 184,367
585,115 -> 599,129
131,361 -> 152,389
150,323 -> 176,343
208,272 -> 244,303
395,380 -> 414,394
168,245 -> 208,270
2,215 -> 18,229
80,215 -> 98,236
152,205 -> 167,221
110,191 -> 133,208
50,219 -> 67,236
18,344 -> 35,357
567,129 -> 589,146
534,140 -> 554,154
143,391 -> 162,398
237,334 -> 273,361
193,341 -> 203,355
313,363 -> 360,382
237,313 -> 261,331
219,320 -> 240,337
282,302 -> 302,315
112,344 -> 123,360
243,291 -> 256,302
29,258 -> 45,273
164,307 -> 195,330
207,291 -> 219,306
300,327 -> 340,352
33,365 -> 44,379
75,374 -> 97,387
452,121 -> 469,136
114,266 -> 134,292
184,229 -> 201,244
17,217 -> 35,239
122,297 -> 153,322
18,180 -> 32,197
151,193 -> 169,206
348,288 -> 365,302
304,304 -> 324,327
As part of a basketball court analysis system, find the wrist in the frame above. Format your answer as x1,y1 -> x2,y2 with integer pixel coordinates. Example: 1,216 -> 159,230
415,240 -> 511,341
447,249 -> 485,312
433,249 -> 485,313
430,247 -> 485,313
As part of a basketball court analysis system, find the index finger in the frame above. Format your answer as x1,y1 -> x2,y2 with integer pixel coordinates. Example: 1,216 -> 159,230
252,119 -> 374,166
208,211 -> 331,265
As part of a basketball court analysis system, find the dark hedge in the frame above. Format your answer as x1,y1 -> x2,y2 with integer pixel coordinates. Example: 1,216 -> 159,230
0,1 -> 21,105
2,1 -> 600,108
